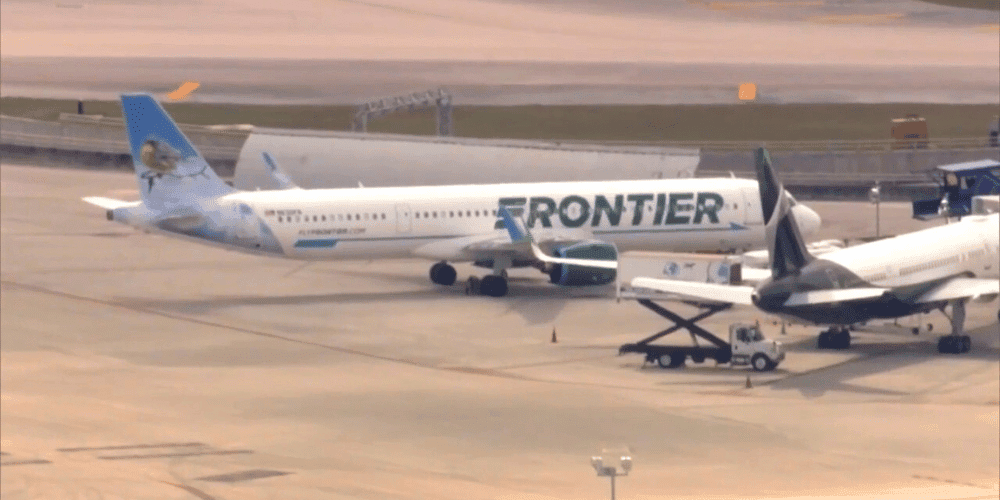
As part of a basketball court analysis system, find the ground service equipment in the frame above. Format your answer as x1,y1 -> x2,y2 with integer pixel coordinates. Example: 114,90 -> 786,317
618,302 -> 784,371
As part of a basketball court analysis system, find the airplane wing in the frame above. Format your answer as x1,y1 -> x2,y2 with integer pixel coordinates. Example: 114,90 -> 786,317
630,277 -> 755,305
411,206 -> 617,270
783,288 -> 889,307
914,277 -> 1000,304
82,196 -> 141,210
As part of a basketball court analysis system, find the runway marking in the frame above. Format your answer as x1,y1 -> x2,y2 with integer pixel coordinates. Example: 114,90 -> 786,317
160,481 -> 218,500
912,474 -> 994,490
690,0 -> 823,9
197,469 -> 291,483
0,459 -> 52,466
59,442 -> 205,452
98,449 -> 252,460
977,23 -> 1000,32
809,13 -> 904,24
167,81 -> 200,101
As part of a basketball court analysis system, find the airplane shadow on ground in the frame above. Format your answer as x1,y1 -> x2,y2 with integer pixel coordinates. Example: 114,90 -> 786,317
764,328 -> 1000,399
112,276 -> 612,325
114,289 -> 456,316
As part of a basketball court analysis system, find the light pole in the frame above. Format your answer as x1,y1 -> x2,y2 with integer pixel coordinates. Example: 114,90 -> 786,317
590,453 -> 632,500
869,181 -> 881,238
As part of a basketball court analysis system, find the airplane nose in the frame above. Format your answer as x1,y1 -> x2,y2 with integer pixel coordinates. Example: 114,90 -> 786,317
791,205 -> 822,237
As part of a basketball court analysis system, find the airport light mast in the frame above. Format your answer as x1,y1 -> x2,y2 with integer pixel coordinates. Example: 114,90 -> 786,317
590,452 -> 632,500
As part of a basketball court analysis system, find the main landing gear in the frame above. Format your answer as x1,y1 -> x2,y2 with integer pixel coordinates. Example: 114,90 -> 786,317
466,275 -> 508,297
429,261 -> 457,286
937,299 -> 971,354
429,261 -> 509,297
817,327 -> 851,350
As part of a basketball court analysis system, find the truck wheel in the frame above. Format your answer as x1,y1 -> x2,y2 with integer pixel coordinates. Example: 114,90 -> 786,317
669,352 -> 686,368
751,354 -> 772,372
656,354 -> 672,369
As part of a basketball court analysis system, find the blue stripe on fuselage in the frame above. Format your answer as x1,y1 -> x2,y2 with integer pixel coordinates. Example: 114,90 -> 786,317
294,239 -> 338,248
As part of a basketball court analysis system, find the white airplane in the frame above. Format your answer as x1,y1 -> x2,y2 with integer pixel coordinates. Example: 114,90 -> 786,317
83,94 -> 821,297
633,148 -> 1000,353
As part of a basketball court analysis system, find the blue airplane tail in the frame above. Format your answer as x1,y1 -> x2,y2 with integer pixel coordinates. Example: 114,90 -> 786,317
120,93 -> 234,211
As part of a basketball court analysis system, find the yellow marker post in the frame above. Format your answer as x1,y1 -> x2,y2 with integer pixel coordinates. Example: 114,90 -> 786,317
167,81 -> 200,101
738,83 -> 757,101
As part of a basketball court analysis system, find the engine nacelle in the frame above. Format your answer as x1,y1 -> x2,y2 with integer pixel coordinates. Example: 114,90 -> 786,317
548,241 -> 617,286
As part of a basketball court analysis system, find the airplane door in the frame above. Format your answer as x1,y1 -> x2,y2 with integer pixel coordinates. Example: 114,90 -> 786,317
742,188 -> 764,225
395,203 -> 412,233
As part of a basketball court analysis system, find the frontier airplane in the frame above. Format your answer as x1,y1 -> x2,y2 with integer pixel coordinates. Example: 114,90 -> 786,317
84,94 -> 821,297
634,149 -> 1000,353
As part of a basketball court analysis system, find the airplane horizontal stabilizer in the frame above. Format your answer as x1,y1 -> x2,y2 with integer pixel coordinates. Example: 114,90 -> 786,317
630,277 -> 755,305
783,288 -> 889,307
82,196 -> 141,210
915,277 -> 1000,304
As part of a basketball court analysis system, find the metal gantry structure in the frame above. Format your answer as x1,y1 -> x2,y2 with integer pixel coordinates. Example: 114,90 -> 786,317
351,88 -> 453,136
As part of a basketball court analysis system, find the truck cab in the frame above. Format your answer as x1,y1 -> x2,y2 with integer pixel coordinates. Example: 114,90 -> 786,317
729,323 -> 784,371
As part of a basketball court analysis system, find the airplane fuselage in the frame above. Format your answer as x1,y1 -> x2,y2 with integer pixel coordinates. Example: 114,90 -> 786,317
753,214 -> 1000,325
185,178 -> 787,261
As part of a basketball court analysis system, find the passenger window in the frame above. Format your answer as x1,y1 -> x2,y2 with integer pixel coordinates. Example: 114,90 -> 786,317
449,211 -> 454,217
355,214 -> 360,220
347,214 -> 352,221
381,213 -> 386,220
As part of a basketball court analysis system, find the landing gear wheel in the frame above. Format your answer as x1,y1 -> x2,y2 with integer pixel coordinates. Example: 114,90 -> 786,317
751,353 -> 774,372
817,329 -> 831,349
480,275 -> 508,297
834,328 -> 851,349
937,335 -> 970,354
429,262 -> 457,286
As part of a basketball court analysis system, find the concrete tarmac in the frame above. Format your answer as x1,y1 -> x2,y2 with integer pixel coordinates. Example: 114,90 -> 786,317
2,163 -> 998,499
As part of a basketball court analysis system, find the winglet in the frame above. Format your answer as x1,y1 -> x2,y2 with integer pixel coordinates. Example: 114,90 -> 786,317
261,152 -> 300,189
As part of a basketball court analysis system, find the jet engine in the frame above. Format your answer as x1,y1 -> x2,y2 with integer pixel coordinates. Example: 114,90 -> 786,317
548,241 -> 618,286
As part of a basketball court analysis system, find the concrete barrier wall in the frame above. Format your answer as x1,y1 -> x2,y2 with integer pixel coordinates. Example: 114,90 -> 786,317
0,115 -> 247,160
3,114 -> 997,196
